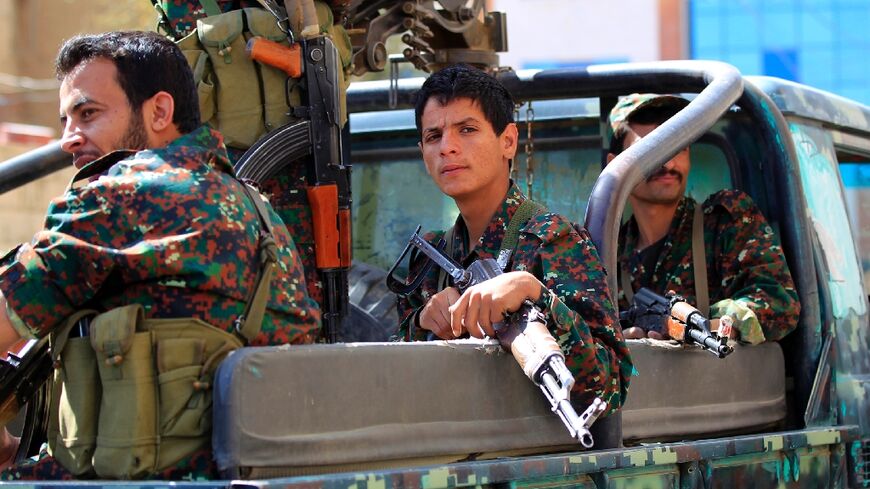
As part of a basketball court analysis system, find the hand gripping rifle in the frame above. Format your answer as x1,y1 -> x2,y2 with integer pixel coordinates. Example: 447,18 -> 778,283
0,337 -> 52,460
387,226 -> 606,447
619,287 -> 734,358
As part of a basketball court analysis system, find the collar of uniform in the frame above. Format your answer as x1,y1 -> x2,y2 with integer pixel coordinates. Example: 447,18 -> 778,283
168,124 -> 234,173
74,149 -> 137,182
138,124 -> 232,174
451,182 -> 526,267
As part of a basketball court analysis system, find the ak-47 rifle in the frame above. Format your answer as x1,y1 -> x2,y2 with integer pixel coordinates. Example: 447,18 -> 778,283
619,287 -> 734,358
0,337 -> 52,461
387,226 -> 606,448
236,33 -> 352,344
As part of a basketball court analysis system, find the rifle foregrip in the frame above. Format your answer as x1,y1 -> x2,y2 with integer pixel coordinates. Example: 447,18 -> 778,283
307,184 -> 341,269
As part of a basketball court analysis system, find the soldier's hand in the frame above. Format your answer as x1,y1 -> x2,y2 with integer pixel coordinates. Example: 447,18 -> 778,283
711,315 -> 737,340
623,326 -> 647,339
0,427 -> 19,471
647,329 -> 670,340
449,271 -> 540,339
418,287 -> 461,339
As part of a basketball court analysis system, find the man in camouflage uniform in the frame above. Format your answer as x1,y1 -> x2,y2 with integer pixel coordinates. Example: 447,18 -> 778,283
396,65 -> 632,415
152,0 -> 354,310
0,31 -> 320,480
607,93 -> 800,344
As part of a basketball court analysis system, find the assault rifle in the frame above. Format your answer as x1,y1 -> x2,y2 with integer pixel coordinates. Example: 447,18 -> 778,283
619,287 -> 734,358
235,33 -> 351,343
387,226 -> 606,447
0,337 -> 52,461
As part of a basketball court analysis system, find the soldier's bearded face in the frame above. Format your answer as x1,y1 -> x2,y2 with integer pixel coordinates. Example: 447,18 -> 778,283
59,58 -> 149,169
418,97 -> 517,204
624,122 -> 690,206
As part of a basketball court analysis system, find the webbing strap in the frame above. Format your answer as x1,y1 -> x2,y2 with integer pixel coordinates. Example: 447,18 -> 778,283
619,202 -> 709,315
436,199 -> 546,292
499,199 -> 546,261
234,183 -> 279,343
436,226 -> 456,293
198,0 -> 222,16
691,203 -> 709,315
620,262 -> 634,305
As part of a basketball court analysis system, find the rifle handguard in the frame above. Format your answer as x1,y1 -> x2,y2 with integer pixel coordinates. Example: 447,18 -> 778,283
498,311 -> 563,382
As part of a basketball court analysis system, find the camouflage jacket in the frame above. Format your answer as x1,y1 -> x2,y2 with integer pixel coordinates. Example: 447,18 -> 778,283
396,184 -> 633,413
617,189 -> 800,344
0,125 -> 321,346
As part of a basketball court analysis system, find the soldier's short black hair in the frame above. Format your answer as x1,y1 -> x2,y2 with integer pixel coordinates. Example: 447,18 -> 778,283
413,64 -> 515,138
56,31 -> 200,134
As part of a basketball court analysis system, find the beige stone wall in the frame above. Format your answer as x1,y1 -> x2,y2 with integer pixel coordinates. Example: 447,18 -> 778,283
0,0 -> 154,127
0,145 -> 75,254
0,0 -> 152,252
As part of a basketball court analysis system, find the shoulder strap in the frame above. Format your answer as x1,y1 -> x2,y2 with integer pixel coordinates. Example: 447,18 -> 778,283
436,226 -> 457,292
619,262 -> 634,305
436,199 -> 545,291
233,183 -> 279,343
692,202 -> 709,315
620,204 -> 708,313
497,199 -> 546,270
199,0 -> 222,16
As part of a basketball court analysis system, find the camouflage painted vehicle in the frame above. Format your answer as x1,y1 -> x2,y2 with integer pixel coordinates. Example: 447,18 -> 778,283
3,59 -> 867,488
329,62 -> 870,488
0,5 -> 868,488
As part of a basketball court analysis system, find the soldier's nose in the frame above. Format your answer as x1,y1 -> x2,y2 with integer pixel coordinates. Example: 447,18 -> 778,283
60,129 -> 85,154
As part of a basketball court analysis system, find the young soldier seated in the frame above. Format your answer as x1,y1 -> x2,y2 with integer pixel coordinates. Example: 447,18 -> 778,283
397,64 -> 633,416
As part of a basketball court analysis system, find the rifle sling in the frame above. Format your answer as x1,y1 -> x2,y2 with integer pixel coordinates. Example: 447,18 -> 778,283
436,198 -> 546,292
235,183 -> 279,344
620,202 -> 709,315
691,202 -> 709,315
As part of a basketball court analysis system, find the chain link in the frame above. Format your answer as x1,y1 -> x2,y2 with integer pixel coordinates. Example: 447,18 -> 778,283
524,102 -> 536,199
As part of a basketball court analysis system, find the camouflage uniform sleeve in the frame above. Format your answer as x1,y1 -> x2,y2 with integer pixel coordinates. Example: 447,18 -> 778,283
707,190 -> 800,343
395,231 -> 444,342
0,174 -> 145,336
515,216 -> 633,414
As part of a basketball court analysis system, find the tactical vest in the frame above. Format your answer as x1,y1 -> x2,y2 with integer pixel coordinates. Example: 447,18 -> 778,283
46,160 -> 279,479
153,0 -> 353,151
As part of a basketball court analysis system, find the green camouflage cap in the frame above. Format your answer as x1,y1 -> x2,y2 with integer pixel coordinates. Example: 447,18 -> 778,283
609,93 -> 690,131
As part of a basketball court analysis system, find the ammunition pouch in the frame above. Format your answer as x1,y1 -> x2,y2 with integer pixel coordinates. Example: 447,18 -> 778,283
47,305 -> 243,479
174,3 -> 351,151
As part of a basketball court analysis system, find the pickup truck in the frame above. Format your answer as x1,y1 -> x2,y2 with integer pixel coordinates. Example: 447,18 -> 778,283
1,60 -> 867,488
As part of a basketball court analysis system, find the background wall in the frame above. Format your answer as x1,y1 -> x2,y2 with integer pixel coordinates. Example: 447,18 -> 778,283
0,0 -> 153,253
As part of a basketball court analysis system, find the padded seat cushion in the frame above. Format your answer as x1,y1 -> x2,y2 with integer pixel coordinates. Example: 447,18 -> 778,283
621,339 -> 786,442
213,340 -> 786,477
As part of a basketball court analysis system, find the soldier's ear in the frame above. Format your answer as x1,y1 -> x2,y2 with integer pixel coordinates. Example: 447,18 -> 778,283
501,122 -> 518,160
145,91 -> 176,132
